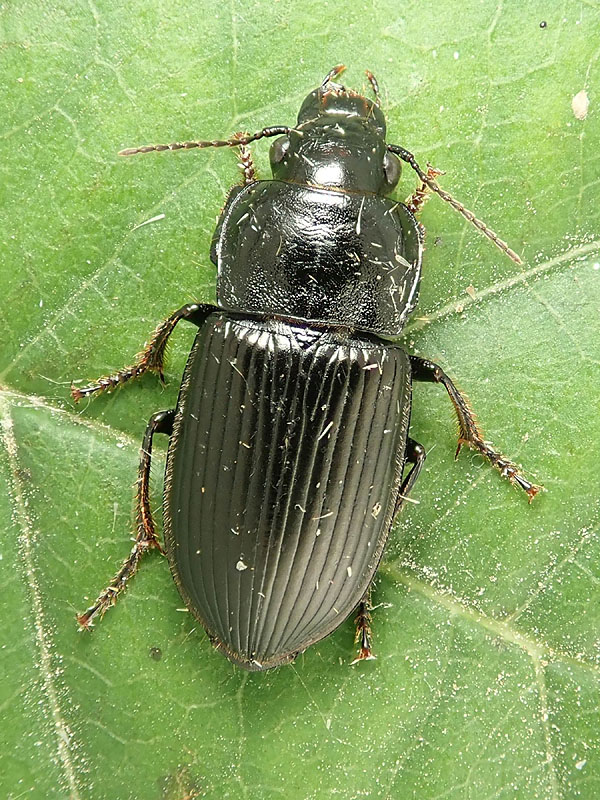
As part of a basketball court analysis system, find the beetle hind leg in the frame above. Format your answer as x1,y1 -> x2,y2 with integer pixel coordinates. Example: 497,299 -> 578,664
77,409 -> 175,629
351,587 -> 376,665
410,355 -> 541,501
351,438 -> 426,664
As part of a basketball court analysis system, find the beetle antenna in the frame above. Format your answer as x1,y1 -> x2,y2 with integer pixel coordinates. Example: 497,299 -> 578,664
387,143 -> 523,264
365,70 -> 381,106
119,125 -> 292,157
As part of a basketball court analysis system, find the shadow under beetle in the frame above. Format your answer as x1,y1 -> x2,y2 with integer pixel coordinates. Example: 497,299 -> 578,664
74,66 -> 541,671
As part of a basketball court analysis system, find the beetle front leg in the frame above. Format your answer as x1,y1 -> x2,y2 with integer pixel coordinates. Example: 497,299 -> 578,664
71,303 -> 216,402
410,355 -> 541,501
232,131 -> 258,184
405,165 -> 444,217
77,409 -> 175,629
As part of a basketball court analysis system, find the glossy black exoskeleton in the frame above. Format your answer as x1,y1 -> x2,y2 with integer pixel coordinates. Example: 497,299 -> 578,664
74,66 -> 540,670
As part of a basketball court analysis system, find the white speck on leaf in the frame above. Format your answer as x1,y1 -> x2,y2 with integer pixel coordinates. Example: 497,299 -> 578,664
571,90 -> 589,120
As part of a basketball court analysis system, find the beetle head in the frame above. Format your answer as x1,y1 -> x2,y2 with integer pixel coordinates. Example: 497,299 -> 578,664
269,66 -> 402,195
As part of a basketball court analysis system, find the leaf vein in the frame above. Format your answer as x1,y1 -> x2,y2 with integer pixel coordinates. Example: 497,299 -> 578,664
0,397 -> 84,799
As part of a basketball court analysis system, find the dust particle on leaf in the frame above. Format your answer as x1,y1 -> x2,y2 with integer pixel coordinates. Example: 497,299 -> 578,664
571,90 -> 589,120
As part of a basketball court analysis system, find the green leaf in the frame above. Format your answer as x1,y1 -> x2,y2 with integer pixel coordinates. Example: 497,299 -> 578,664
1,2 -> 599,799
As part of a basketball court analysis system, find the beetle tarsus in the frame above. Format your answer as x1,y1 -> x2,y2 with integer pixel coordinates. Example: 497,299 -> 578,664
71,364 -> 147,402
76,609 -> 96,630
459,440 -> 542,502
76,537 -> 159,628
351,591 -> 377,665
350,647 -> 377,666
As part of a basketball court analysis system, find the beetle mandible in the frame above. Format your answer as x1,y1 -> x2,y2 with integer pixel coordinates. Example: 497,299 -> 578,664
74,66 -> 540,670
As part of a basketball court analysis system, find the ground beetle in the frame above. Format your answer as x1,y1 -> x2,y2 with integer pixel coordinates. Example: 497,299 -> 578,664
74,66 -> 540,670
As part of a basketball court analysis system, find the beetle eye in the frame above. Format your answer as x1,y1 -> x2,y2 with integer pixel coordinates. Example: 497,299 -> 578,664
383,152 -> 401,189
269,136 -> 290,165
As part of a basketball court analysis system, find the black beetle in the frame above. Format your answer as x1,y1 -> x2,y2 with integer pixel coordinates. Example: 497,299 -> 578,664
74,66 -> 540,670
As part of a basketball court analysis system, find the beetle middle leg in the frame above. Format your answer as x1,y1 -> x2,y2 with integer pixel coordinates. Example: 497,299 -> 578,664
410,355 -> 541,501
394,437 -> 427,516
77,408 -> 174,628
351,438 -> 426,664
71,303 -> 215,401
